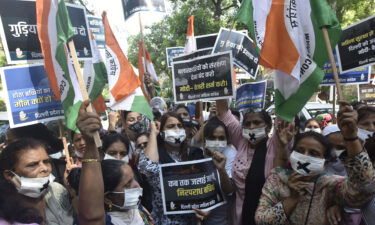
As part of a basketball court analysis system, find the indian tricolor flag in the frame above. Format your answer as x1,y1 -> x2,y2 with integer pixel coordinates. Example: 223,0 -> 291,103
83,32 -> 107,113
138,40 -> 159,102
36,0 -> 83,131
236,0 -> 341,121
102,12 -> 153,120
184,15 -> 197,54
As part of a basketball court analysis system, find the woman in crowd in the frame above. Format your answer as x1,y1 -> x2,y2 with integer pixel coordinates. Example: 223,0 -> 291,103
102,133 -> 130,162
0,138 -> 73,225
304,118 -> 322,133
255,101 -> 375,225
216,99 -> 274,225
357,106 -> 375,155
175,104 -> 199,143
138,112 -> 205,225
322,124 -> 362,225
355,106 -> 375,225
201,117 -> 236,225
6,124 -> 66,184
71,131 -> 87,166
76,100 -> 153,225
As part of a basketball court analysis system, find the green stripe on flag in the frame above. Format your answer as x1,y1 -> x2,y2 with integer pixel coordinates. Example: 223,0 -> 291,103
130,96 -> 154,121
89,62 -> 107,100
64,102 -> 82,131
55,0 -> 81,131
235,0 -> 260,53
275,67 -> 325,122
310,0 -> 342,67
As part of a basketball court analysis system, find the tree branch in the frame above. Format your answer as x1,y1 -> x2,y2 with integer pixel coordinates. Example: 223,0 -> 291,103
222,3 -> 237,11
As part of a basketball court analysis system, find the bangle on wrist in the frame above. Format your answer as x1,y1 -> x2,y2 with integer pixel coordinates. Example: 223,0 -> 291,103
344,136 -> 358,142
82,158 -> 101,163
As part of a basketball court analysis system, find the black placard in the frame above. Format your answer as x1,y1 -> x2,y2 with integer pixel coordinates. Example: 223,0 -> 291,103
172,52 -> 234,103
212,28 -> 259,79
159,158 -> 225,215
121,0 -> 166,20
172,48 -> 213,63
195,33 -> 217,50
359,83 -> 375,106
337,15 -> 375,73
0,1 -> 92,64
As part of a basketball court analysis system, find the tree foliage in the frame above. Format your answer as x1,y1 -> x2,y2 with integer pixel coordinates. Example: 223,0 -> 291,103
126,0 -> 374,100
127,1 -> 229,98
328,0 -> 375,26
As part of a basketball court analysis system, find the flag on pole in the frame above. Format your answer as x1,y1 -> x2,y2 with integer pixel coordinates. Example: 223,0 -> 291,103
184,15 -> 197,54
236,0 -> 341,121
83,32 -> 107,104
36,0 -> 83,131
83,32 -> 107,113
102,12 -> 153,120
138,40 -> 158,82
138,40 -> 161,102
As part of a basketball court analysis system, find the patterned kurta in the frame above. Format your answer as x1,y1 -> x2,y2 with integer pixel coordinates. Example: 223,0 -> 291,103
255,151 -> 375,225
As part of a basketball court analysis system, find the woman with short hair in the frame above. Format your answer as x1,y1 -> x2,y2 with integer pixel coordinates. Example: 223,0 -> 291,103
0,138 -> 73,225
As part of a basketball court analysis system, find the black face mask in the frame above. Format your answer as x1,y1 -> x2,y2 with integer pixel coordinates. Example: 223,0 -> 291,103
128,121 -> 146,134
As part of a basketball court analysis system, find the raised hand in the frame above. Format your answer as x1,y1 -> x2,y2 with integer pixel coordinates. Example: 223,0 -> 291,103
276,119 -> 296,147
337,100 -> 358,139
76,100 -> 102,138
211,151 -> 226,171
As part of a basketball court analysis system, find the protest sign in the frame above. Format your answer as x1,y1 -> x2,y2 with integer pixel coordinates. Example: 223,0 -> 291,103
0,64 -> 64,128
166,47 -> 184,67
337,15 -> 375,73
321,50 -> 371,86
87,16 -> 105,49
212,28 -> 259,79
236,81 -> 267,111
121,0 -> 166,20
359,83 -> 375,105
159,158 -> 225,215
321,67 -> 370,86
0,1 -> 92,64
172,52 -> 235,103
172,48 -> 213,63
195,31 -> 248,50
195,33 -> 217,50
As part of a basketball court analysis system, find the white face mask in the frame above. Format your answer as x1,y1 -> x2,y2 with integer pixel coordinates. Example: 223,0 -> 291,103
12,172 -> 55,198
290,151 -> 325,176
205,140 -> 227,153
358,128 -> 374,142
103,154 -> 129,163
242,127 -> 267,145
163,129 -> 186,147
110,188 -> 143,209
304,127 -> 322,134
75,150 -> 84,158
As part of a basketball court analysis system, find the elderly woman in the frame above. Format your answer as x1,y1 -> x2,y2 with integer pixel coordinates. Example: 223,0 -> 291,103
0,138 -> 73,225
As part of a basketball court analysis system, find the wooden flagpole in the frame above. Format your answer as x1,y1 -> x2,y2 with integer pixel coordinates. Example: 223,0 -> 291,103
58,120 -> 71,168
68,40 -> 102,148
322,27 -> 344,101
138,13 -> 148,74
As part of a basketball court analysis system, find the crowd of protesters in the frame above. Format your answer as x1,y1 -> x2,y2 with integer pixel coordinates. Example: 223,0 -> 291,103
0,97 -> 374,225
